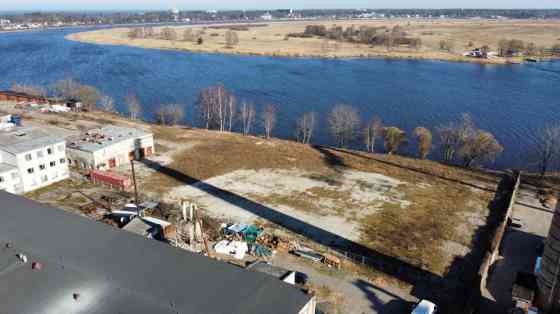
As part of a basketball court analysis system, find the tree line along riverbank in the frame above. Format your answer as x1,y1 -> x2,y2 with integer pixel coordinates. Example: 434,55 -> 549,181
10,79 -> 560,176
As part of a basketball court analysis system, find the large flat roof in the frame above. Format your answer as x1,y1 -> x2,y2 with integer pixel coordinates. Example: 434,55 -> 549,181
0,126 -> 65,154
0,191 -> 312,314
0,162 -> 17,173
66,125 -> 152,153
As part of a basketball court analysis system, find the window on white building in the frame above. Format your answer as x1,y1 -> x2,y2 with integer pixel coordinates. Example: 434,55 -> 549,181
27,168 -> 34,174
47,148 -> 53,155
50,161 -> 56,167
60,158 -> 66,164
25,154 -> 32,161
0,176 -> 3,183
39,164 -> 46,170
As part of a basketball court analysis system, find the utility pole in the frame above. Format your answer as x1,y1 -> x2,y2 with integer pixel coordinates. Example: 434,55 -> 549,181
130,160 -> 139,209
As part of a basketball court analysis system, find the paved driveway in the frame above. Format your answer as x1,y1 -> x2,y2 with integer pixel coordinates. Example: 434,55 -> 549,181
272,252 -> 414,314
480,184 -> 554,313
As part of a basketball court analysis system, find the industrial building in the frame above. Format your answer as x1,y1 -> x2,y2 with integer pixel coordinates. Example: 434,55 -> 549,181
0,125 -> 69,193
66,126 -> 154,170
0,191 -> 316,314
0,90 -> 49,104
537,201 -> 560,313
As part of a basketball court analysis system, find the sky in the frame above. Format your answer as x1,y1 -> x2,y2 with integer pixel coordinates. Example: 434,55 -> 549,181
2,0 -> 559,11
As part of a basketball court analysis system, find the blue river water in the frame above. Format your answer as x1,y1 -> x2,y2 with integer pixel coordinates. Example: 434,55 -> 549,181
0,28 -> 559,169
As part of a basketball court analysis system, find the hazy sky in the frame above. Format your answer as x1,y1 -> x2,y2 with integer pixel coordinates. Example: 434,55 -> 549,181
2,0 -> 559,11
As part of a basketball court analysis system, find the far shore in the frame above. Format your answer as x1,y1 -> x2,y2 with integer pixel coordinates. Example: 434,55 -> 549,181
66,19 -> 560,64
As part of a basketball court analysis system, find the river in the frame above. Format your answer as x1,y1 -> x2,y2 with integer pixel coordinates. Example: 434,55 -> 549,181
1,27 -> 559,169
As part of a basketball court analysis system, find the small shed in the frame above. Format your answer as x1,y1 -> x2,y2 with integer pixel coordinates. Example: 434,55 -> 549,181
90,170 -> 131,191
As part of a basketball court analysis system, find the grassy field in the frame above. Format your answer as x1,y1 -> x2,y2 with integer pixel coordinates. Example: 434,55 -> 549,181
68,19 -> 560,63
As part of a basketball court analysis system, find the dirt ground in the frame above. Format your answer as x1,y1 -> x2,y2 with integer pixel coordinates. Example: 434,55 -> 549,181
13,107 -> 499,292
68,19 -> 560,63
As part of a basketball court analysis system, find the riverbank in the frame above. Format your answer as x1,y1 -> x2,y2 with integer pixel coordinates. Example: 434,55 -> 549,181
66,19 -> 560,64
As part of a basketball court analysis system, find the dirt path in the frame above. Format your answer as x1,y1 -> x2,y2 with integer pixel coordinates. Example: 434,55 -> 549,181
272,252 -> 414,314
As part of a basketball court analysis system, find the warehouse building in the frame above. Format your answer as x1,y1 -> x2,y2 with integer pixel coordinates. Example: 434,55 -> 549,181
0,191 -> 316,314
66,126 -> 154,170
0,126 -> 69,193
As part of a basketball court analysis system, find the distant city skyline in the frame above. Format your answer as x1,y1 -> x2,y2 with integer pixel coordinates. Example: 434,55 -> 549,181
1,0 -> 559,11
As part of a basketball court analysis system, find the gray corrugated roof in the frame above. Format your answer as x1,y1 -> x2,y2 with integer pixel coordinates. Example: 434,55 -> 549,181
0,127 -> 64,154
0,191 -> 312,314
66,125 -> 152,153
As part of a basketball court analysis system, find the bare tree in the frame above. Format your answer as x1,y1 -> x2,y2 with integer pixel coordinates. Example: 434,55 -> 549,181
53,79 -> 81,100
75,85 -> 101,111
437,113 -> 475,163
183,28 -> 194,42
197,84 -> 236,131
459,130 -> 503,168
328,104 -> 360,148
161,27 -> 178,41
226,94 -> 236,131
384,127 -> 407,155
225,30 -> 239,48
11,83 -> 46,97
143,26 -> 155,38
261,104 -> 277,139
125,92 -> 142,120
296,112 -> 316,144
533,125 -> 560,176
364,116 -> 382,153
128,27 -> 144,39
413,127 -> 433,159
240,102 -> 256,136
155,104 -> 185,126
439,39 -> 455,52
99,95 -> 116,112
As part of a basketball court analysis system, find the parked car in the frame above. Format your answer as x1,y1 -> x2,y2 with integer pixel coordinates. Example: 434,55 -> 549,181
411,300 -> 437,314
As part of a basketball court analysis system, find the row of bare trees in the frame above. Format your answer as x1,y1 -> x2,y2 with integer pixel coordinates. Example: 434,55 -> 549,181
196,84 -> 278,138
193,85 -> 504,168
325,106 -> 504,167
11,80 -> 145,120
128,26 -> 205,45
300,24 -> 422,50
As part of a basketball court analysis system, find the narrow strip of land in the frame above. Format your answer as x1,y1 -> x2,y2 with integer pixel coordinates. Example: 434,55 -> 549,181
67,19 -> 560,64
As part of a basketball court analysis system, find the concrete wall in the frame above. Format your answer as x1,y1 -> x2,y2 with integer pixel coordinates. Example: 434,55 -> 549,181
465,172 -> 521,314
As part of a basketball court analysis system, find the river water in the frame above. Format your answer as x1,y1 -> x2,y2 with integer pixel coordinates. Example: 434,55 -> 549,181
1,28 -> 559,169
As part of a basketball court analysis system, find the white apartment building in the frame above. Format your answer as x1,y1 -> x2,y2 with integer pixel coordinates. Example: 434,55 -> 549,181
66,126 -> 155,170
0,127 -> 69,194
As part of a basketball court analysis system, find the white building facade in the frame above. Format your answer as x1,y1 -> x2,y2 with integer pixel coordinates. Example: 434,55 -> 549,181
0,127 -> 69,194
66,126 -> 155,170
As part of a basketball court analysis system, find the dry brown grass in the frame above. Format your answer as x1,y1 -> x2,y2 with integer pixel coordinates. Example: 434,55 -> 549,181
68,19 -> 560,63
139,128 -> 497,275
